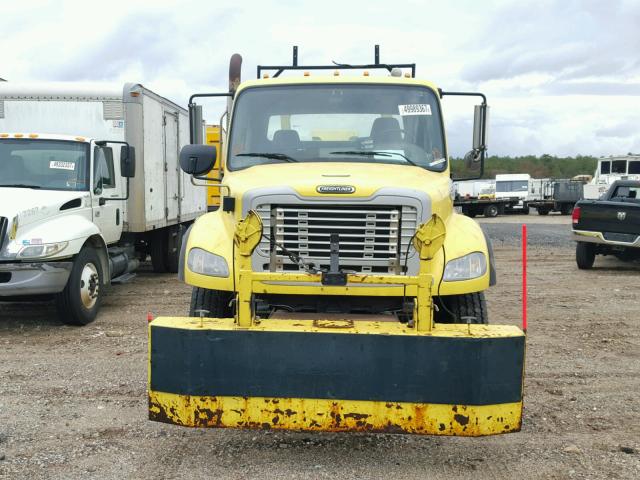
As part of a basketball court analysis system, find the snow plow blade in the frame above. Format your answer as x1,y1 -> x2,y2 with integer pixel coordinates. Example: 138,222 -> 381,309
148,317 -> 524,436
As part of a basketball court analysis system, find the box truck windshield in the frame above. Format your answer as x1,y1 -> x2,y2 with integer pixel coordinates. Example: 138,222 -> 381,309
0,139 -> 89,191
227,84 -> 446,171
496,180 -> 528,193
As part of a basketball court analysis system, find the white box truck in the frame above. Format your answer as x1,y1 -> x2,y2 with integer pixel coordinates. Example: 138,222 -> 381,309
0,82 -> 206,325
495,173 -> 531,213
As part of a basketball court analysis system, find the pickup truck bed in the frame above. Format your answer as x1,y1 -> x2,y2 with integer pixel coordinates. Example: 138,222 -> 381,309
572,180 -> 640,268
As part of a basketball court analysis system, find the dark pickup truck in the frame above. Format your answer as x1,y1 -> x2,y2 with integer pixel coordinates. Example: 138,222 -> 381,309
572,180 -> 640,269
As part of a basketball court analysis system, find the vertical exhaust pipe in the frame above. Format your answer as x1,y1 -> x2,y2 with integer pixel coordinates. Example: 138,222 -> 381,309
229,54 -> 242,94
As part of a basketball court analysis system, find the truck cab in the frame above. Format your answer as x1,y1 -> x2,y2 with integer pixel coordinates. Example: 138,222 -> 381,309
0,133 -> 134,324
180,60 -> 495,323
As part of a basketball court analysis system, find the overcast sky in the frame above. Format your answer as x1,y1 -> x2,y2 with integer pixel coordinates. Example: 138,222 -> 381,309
2,0 -> 639,157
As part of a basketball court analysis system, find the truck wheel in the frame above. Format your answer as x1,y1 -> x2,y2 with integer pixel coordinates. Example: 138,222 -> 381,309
537,208 -> 549,216
576,242 -> 596,269
56,247 -> 103,326
437,292 -> 488,324
150,230 -> 168,273
189,287 -> 234,318
484,204 -> 499,217
560,204 -> 573,215
522,206 -> 530,215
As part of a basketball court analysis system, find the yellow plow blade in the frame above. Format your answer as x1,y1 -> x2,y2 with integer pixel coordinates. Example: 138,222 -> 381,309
148,317 -> 525,436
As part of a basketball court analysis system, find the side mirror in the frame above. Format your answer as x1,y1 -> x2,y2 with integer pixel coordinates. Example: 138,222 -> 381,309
180,144 -> 217,176
472,104 -> 489,151
120,145 -> 136,178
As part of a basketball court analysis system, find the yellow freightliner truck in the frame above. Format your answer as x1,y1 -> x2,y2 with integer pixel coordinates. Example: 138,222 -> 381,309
148,47 -> 526,436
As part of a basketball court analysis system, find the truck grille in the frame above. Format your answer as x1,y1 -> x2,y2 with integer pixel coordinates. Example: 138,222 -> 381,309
255,205 -> 418,274
0,217 -> 7,250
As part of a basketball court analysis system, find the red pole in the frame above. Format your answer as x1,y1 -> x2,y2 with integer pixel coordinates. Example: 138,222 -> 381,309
522,224 -> 527,333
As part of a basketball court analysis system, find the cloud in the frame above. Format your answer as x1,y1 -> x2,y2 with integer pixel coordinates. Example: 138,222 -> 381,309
1,0 -> 639,158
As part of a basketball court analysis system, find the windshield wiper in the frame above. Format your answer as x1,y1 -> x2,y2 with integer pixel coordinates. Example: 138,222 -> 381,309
236,152 -> 298,163
0,183 -> 42,189
329,150 -> 418,167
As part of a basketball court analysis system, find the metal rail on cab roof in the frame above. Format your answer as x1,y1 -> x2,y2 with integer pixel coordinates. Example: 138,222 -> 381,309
257,45 -> 416,79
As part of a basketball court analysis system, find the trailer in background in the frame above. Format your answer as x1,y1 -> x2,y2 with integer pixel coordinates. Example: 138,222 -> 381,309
528,179 -> 584,215
454,196 -> 521,217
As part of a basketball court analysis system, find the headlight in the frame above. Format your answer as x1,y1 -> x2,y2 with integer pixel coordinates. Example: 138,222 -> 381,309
18,241 -> 68,259
187,248 -> 229,277
443,252 -> 487,281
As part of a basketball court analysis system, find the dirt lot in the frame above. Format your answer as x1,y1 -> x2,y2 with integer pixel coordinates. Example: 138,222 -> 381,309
1,218 -> 639,479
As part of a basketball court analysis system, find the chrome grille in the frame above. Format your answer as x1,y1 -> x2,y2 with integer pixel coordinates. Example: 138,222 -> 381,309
255,205 -> 417,274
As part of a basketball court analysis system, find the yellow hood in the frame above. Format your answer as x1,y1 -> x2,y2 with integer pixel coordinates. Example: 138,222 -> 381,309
225,162 -> 452,207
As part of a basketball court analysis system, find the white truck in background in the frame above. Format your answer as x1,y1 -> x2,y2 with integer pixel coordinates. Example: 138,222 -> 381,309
583,155 -> 640,199
0,83 -> 206,325
495,173 -> 531,214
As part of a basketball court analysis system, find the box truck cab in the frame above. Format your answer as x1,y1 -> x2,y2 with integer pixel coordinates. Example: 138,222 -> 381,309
495,173 -> 531,213
0,83 -> 206,325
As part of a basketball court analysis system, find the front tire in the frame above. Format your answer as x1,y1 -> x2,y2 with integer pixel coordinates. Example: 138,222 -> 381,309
56,247 -> 103,326
576,242 -> 596,269
189,287 -> 234,318
437,292 -> 488,324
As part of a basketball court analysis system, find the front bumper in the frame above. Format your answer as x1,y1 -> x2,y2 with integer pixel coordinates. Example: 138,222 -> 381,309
0,262 -> 73,296
572,230 -> 640,248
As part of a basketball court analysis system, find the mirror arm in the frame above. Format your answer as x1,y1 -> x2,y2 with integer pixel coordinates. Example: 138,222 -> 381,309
188,93 -> 233,144
441,91 -> 488,182
189,175 -> 231,196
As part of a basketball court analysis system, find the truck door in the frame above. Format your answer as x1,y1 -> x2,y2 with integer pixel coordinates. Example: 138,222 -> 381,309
163,111 -> 180,223
92,145 -> 123,244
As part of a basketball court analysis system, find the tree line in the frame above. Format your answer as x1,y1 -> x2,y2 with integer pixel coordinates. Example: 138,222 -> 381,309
450,154 -> 599,179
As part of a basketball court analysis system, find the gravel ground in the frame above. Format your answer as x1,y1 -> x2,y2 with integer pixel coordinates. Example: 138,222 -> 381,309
1,221 -> 639,479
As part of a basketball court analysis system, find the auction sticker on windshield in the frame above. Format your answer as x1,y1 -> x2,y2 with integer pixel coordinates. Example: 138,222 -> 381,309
49,161 -> 75,170
398,104 -> 432,116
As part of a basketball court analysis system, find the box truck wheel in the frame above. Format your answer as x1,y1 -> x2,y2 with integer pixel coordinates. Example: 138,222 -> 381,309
165,226 -> 182,274
150,227 -> 181,273
537,207 -> 550,215
437,292 -> 488,324
576,242 -> 596,269
189,287 -> 234,318
150,230 -> 169,273
56,247 -> 103,326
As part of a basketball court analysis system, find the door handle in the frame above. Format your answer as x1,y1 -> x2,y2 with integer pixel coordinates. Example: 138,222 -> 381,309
99,197 -> 106,206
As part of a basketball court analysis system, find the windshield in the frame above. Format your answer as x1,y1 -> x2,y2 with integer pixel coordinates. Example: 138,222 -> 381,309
0,139 -> 89,191
496,180 -> 529,193
227,84 -> 446,171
